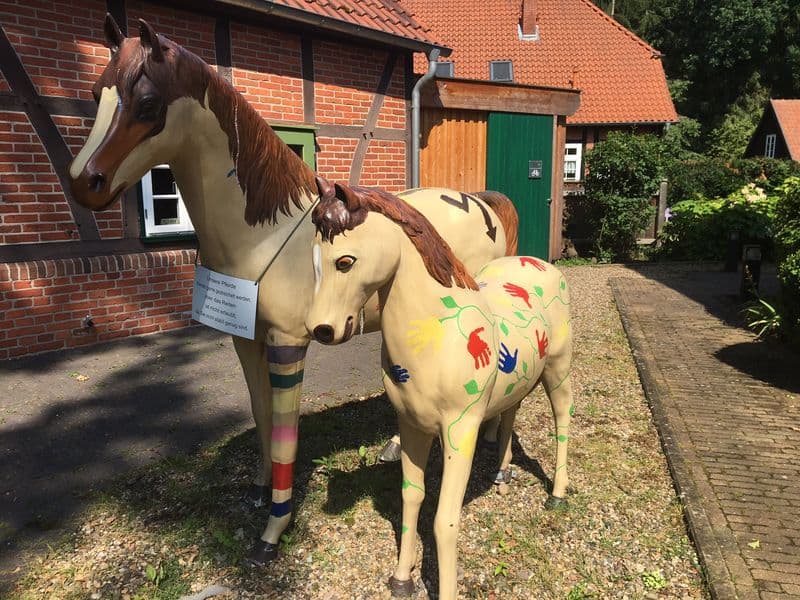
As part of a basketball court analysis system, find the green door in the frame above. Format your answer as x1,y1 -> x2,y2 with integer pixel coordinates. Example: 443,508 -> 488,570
486,112 -> 553,258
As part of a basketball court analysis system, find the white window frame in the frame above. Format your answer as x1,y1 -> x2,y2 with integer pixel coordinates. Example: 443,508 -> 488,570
563,142 -> 583,182
140,165 -> 194,237
765,133 -> 776,158
489,60 -> 513,82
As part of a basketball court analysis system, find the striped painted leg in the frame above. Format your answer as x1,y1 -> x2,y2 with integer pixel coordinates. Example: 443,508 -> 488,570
249,338 -> 308,566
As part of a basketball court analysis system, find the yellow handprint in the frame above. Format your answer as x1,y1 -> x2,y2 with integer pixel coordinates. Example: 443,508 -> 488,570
407,316 -> 444,355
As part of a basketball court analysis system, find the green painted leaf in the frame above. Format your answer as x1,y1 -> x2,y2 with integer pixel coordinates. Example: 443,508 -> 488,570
560,279 -> 566,290
504,383 -> 515,396
514,311 -> 525,320
441,296 -> 457,308
522,361 -> 528,374
500,322 -> 509,336
402,525 -> 409,534
569,404 -> 576,417
464,379 -> 479,395
402,479 -> 411,489
534,286 -> 544,297
557,434 -> 568,442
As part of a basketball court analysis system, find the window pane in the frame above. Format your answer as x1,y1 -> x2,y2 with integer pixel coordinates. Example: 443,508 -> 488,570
154,197 -> 180,225
151,168 -> 176,196
287,144 -> 304,159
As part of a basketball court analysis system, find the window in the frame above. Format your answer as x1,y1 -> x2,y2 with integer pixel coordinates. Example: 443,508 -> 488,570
489,60 -> 513,82
141,165 -> 194,237
138,127 -> 316,239
765,133 -> 776,158
564,142 -> 583,181
435,61 -> 454,78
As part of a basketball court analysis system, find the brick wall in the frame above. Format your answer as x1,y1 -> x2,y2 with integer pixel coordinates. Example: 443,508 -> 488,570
0,251 -> 196,359
0,1 -> 412,358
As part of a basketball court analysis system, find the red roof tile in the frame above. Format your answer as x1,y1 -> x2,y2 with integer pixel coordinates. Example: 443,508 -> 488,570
772,99 -> 800,160
399,0 -> 678,125
269,0 -> 443,48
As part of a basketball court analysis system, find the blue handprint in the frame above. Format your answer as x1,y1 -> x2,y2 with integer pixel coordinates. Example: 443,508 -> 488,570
390,364 -> 411,383
497,343 -> 518,374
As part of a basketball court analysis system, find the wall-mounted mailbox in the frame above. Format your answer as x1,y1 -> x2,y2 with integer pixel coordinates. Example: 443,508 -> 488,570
528,160 -> 542,179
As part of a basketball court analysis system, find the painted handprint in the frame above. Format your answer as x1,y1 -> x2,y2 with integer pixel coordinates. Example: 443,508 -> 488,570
467,327 -> 491,369
407,316 -> 444,354
520,256 -> 547,271
536,329 -> 549,358
503,282 -> 532,308
390,364 -> 411,383
498,343 -> 518,374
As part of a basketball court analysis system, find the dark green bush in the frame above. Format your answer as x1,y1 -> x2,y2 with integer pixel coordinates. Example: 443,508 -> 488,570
581,131 -> 662,261
774,177 -> 800,339
658,185 -> 777,260
666,157 -> 800,204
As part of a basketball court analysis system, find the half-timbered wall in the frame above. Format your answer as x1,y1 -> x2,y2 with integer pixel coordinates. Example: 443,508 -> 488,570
0,0 -> 411,359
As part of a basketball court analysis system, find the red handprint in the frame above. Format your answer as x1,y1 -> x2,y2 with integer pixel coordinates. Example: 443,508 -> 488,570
467,327 -> 491,369
503,282 -> 532,308
536,329 -> 549,358
520,257 -> 546,271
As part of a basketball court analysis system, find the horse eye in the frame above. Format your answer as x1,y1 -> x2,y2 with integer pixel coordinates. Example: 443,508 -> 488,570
136,96 -> 161,121
335,256 -> 356,272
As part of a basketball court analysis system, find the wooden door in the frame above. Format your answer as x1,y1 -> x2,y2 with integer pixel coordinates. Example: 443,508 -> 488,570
486,112 -> 553,258
420,108 -> 488,191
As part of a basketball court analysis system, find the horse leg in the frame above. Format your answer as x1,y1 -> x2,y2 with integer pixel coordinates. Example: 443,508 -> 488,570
233,336 -> 272,506
542,368 -> 573,508
435,416 -> 481,600
493,404 -> 519,488
389,418 -> 433,597
481,414 -> 501,451
248,331 -> 309,565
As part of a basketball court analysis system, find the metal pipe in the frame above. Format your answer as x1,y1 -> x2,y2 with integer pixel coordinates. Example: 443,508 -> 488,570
410,48 -> 440,188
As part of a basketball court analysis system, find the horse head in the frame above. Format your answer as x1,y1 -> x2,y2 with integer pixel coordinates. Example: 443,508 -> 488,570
68,14 -> 210,210
306,178 -> 402,344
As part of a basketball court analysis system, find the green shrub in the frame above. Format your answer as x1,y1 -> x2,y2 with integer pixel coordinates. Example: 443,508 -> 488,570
658,184 -> 777,260
774,177 -> 800,339
581,131 -> 662,261
666,157 -> 800,204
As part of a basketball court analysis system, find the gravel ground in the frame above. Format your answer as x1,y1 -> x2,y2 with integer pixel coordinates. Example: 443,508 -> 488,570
7,264 -> 708,600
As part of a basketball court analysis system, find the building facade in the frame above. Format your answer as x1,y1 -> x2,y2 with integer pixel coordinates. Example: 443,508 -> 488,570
0,0 -> 441,358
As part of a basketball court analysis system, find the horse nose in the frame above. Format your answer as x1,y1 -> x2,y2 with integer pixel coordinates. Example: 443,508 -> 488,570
88,171 -> 107,193
313,324 -> 335,344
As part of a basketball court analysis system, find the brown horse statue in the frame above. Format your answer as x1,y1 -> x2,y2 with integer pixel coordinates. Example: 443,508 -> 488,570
67,15 -> 519,564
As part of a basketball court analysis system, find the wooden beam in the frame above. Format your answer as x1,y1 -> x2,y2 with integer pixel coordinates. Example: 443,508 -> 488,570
348,53 -> 396,185
214,17 -> 232,83
0,25 -> 101,241
317,124 -> 405,141
301,37 -> 315,124
422,78 -> 580,117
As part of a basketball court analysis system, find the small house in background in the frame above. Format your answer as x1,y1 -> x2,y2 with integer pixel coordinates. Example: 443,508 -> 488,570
745,99 -> 800,160
401,0 -> 677,255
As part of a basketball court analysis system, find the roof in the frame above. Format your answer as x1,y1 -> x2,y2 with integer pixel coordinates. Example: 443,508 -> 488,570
771,99 -> 800,160
220,0 -> 446,52
399,0 -> 678,125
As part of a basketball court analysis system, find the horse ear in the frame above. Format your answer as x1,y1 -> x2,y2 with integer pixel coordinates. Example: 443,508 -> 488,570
333,182 -> 362,210
138,18 -> 164,63
104,13 -> 124,54
315,175 -> 335,201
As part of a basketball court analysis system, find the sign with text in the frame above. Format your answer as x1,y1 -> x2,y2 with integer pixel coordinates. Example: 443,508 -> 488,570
192,266 -> 258,340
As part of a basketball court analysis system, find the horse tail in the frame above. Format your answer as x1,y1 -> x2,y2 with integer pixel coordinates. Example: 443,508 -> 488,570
472,191 -> 519,256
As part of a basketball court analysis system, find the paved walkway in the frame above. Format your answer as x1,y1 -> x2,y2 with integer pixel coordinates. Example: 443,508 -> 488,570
612,269 -> 800,600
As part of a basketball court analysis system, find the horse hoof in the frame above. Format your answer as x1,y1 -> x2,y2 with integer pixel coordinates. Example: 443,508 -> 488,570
544,494 -> 567,510
247,539 -> 279,566
493,468 -> 514,485
242,483 -> 269,508
379,439 -> 402,463
388,576 -> 415,597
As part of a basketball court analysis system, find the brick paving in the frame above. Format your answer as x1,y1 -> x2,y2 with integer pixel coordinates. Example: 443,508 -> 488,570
611,270 -> 800,600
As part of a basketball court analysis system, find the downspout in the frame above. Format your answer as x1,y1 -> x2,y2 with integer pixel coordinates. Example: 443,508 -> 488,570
411,48 -> 440,188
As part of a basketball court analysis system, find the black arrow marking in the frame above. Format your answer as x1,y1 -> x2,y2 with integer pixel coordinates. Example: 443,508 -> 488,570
439,192 -> 498,242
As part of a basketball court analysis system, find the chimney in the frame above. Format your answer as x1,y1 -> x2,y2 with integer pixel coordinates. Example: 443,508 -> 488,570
520,0 -> 539,39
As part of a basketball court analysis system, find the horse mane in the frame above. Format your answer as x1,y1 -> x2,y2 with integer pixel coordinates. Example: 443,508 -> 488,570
133,35 -> 316,226
312,182 -> 479,291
